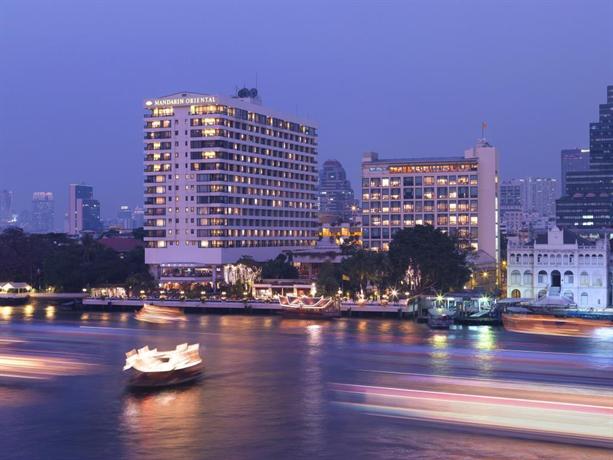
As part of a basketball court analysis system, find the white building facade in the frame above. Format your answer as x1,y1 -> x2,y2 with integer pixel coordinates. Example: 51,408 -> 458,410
361,139 -> 499,264
506,227 -> 611,308
143,91 -> 319,285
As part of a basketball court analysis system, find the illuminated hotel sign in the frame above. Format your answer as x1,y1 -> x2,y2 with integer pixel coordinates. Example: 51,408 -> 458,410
145,96 -> 217,107
388,163 -> 478,174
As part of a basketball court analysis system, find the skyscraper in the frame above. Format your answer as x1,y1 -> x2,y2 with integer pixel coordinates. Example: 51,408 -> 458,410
318,159 -> 356,224
561,148 -> 590,194
557,86 -> 613,229
0,190 -> 13,227
31,192 -> 55,233
68,184 -> 102,234
361,138 -> 499,264
500,180 -> 523,235
117,205 -> 133,230
143,90 -> 318,285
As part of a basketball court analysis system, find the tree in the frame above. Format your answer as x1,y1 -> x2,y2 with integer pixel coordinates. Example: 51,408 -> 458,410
261,254 -> 298,279
339,249 -> 392,297
316,262 -> 340,296
388,225 -> 470,296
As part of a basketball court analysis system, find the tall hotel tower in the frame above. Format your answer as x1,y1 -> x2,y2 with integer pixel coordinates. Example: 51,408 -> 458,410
361,139 -> 499,265
143,90 -> 319,285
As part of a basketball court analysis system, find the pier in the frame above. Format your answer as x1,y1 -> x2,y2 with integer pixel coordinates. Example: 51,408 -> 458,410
81,298 -> 416,318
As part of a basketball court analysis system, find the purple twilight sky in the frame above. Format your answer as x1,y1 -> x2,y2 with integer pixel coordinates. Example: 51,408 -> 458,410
1,0 -> 612,229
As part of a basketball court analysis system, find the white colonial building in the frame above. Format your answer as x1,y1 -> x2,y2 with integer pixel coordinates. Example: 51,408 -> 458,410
506,227 -> 611,308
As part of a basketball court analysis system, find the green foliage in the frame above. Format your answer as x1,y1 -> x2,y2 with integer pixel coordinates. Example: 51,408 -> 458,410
0,228 -> 153,292
388,225 -> 470,295
316,262 -> 340,296
261,253 -> 298,279
339,249 -> 392,296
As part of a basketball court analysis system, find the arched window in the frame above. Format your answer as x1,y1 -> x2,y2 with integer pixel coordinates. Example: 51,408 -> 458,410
523,254 -> 528,264
543,254 -> 549,265
598,255 -> 604,265
511,289 -> 521,298
580,272 -> 589,287
537,254 -> 542,264
556,254 -> 562,265
591,255 -> 597,265
563,255 -> 569,265
510,270 -> 521,285
564,270 -> 574,285
578,255 -> 584,265
538,270 -> 547,285
594,276 -> 603,287
580,292 -> 588,307
523,270 -> 532,285
569,254 -> 574,264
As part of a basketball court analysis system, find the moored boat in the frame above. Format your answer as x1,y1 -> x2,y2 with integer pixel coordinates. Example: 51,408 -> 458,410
135,303 -> 187,324
427,307 -> 454,329
123,343 -> 203,388
279,295 -> 341,319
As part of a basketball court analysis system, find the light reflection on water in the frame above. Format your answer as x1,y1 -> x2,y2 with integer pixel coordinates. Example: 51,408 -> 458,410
0,307 -> 610,459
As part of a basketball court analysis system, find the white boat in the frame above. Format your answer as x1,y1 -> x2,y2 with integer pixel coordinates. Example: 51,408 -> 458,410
134,304 -> 187,324
123,343 -> 203,387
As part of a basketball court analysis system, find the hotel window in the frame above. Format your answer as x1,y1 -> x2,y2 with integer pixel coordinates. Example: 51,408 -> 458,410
381,178 -> 390,187
390,188 -> 401,199
437,215 -> 448,225
390,201 -> 401,212
403,215 -> 414,226
424,201 -> 434,212
403,203 -> 414,212
449,175 -> 457,185
403,188 -> 414,199
403,177 -> 414,186
470,175 -> 478,185
390,177 -> 401,187
382,215 -> 390,225
382,228 -> 390,239
458,176 -> 469,184
437,176 -> 448,185
414,177 -> 422,186
424,176 -> 434,185
470,216 -> 478,225
437,202 -> 448,212
437,187 -> 448,199
391,214 -> 401,225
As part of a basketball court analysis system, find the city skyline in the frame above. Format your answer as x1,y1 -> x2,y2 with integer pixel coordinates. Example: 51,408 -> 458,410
1,1 -> 612,226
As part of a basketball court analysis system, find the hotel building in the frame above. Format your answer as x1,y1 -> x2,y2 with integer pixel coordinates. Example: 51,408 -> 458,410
143,91 -> 318,284
361,139 -> 499,264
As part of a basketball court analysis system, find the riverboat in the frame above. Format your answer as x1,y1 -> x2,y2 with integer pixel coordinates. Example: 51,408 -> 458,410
427,307 -> 454,329
502,312 -> 613,337
135,304 -> 187,324
123,343 -> 203,388
279,295 -> 341,319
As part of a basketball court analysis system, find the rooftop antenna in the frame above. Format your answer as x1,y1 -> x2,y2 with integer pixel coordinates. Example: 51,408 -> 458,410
481,121 -> 488,139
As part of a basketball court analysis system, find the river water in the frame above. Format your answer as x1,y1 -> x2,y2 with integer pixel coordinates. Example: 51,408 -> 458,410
0,305 -> 611,460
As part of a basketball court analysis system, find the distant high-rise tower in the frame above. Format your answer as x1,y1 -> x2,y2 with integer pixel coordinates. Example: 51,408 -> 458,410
31,192 -> 55,233
117,205 -> 133,230
560,148 -> 590,194
557,86 -> 613,229
318,160 -> 356,224
68,184 -> 101,234
0,190 -> 13,227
